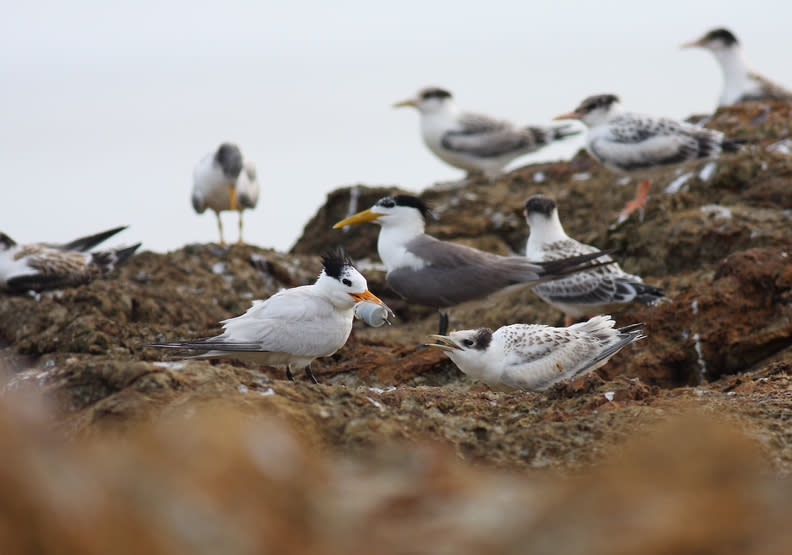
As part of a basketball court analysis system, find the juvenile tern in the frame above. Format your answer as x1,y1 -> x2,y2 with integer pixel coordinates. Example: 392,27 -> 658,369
426,315 -> 644,391
394,87 -> 580,180
682,28 -> 792,107
555,94 -> 743,221
524,195 -> 663,325
148,249 -> 385,383
192,143 -> 260,245
0,232 -> 141,293
333,195 -> 615,334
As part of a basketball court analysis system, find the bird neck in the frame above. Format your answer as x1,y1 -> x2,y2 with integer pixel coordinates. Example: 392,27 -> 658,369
376,220 -> 426,271
526,213 -> 568,254
712,47 -> 752,94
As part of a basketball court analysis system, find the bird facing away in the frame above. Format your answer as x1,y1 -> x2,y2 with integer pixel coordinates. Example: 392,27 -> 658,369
524,195 -> 664,325
147,249 -> 385,384
394,87 -> 580,180
426,315 -> 645,391
555,94 -> 743,221
192,143 -> 260,245
0,231 -> 141,293
333,194 -> 615,335
682,28 -> 792,107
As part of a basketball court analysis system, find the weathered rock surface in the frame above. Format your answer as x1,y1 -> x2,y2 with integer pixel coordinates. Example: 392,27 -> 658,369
1,101 -> 792,553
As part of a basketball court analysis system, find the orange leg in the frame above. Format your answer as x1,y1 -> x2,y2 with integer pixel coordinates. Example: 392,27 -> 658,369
564,315 -> 575,327
618,179 -> 651,219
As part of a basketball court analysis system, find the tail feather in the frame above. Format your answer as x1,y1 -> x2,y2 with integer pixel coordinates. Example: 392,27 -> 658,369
91,243 -> 142,274
627,282 -> 665,305
56,225 -> 129,252
146,340 -> 265,352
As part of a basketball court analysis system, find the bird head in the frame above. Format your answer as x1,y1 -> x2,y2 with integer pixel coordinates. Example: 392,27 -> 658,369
317,248 -> 384,309
681,28 -> 739,53
333,195 -> 433,231
393,87 -> 454,114
425,328 -> 494,366
554,94 -> 621,127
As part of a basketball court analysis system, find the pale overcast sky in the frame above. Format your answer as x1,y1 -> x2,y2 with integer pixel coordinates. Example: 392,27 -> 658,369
2,1 -> 790,251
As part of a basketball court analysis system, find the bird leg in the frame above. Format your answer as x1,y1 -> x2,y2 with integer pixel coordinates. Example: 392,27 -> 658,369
304,365 -> 319,384
215,211 -> 225,245
437,311 -> 449,336
618,179 -> 651,221
286,365 -> 295,382
564,315 -> 575,327
236,210 -> 246,245
228,185 -> 238,212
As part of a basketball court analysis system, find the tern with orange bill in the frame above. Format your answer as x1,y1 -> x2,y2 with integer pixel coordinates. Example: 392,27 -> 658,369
148,249 -> 385,383
555,94 -> 743,223
333,194 -> 615,335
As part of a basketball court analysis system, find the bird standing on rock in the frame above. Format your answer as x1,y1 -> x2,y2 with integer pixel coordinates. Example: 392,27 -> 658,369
426,315 -> 645,391
192,142 -> 260,245
555,94 -> 744,222
394,87 -> 580,181
682,28 -> 792,107
523,195 -> 663,325
333,194 -> 615,335
148,249 -> 385,384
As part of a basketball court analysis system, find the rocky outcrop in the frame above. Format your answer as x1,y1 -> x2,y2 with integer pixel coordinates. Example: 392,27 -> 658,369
1,101 -> 792,552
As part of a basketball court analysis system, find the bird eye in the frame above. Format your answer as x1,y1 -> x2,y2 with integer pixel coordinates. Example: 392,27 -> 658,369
342,278 -> 352,286
463,339 -> 474,347
379,199 -> 395,208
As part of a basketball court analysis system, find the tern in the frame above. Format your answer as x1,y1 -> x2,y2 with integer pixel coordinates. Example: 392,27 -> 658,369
426,315 -> 644,391
682,28 -> 792,107
192,142 -> 260,245
555,94 -> 743,222
524,195 -> 663,325
148,249 -> 385,384
394,87 -> 579,180
333,194 -> 615,334
0,231 -> 140,293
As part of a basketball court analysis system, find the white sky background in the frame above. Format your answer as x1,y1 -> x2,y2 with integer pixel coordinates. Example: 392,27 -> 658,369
2,1 -> 790,252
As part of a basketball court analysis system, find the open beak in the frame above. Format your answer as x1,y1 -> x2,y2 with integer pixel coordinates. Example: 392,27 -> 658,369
424,335 -> 462,352
393,98 -> 418,108
680,39 -> 703,49
228,185 -> 238,211
553,111 -> 581,121
349,290 -> 384,305
333,208 -> 382,229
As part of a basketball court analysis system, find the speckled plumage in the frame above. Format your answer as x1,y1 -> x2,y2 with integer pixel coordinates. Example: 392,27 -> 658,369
428,316 -> 644,391
0,232 -> 141,293
524,196 -> 664,318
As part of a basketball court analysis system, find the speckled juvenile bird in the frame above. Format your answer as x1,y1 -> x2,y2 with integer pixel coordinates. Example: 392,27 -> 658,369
524,195 -> 663,325
192,143 -> 260,245
0,231 -> 140,293
555,94 -> 744,221
682,28 -> 792,107
426,315 -> 645,391
394,87 -> 580,180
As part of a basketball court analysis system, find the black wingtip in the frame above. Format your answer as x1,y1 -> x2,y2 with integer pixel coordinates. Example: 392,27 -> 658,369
59,225 -> 129,252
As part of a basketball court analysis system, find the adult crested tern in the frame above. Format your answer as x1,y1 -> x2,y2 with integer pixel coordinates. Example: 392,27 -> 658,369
192,142 -> 260,245
555,94 -> 744,220
148,249 -> 385,384
426,315 -> 645,391
0,231 -> 140,293
394,87 -> 580,179
333,194 -> 615,334
524,195 -> 663,325
682,28 -> 792,107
